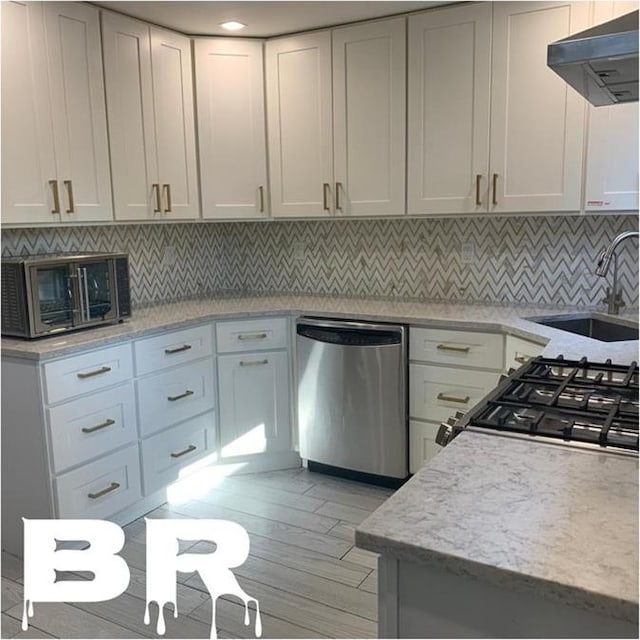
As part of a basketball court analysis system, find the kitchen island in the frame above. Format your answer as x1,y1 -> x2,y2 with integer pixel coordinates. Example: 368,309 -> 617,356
355,431 -> 639,638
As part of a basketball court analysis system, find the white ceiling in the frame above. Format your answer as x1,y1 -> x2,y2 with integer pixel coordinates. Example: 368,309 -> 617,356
93,1 -> 452,37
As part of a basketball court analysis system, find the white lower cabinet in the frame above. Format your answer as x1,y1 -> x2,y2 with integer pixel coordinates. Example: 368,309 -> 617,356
408,326 -> 505,474
218,350 -> 291,458
136,357 -> 216,437
48,383 -> 137,473
505,334 -> 546,371
55,444 -> 142,519
141,411 -> 216,495
409,420 -> 442,474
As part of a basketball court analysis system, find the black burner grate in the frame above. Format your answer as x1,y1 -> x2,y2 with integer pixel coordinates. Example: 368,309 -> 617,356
469,356 -> 639,452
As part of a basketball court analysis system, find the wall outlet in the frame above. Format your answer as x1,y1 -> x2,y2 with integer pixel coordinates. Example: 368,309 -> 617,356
163,245 -> 177,267
293,242 -> 306,262
461,242 -> 475,264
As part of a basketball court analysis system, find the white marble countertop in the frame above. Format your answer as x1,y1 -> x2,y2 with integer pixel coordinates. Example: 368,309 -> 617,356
1,293 -> 638,362
356,431 -> 639,623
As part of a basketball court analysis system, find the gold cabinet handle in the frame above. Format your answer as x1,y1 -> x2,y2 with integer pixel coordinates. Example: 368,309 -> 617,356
88,482 -> 120,499
475,174 -> 482,206
167,389 -> 194,402
238,332 -> 267,341
152,183 -> 161,213
164,344 -> 192,355
170,444 -> 197,459
322,183 -> 331,212
335,182 -> 343,211
81,418 -> 116,434
63,180 -> 75,213
437,392 -> 470,405
240,359 -> 268,367
259,185 -> 265,213
49,180 -> 61,214
492,173 -> 498,206
514,353 -> 531,364
76,366 -> 112,379
436,344 -> 471,353
163,184 -> 172,213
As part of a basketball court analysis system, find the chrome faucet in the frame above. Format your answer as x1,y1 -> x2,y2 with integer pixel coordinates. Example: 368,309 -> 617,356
595,230 -> 639,315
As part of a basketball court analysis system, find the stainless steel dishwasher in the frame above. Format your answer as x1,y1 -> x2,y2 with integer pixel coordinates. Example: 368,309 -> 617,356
296,317 -> 408,486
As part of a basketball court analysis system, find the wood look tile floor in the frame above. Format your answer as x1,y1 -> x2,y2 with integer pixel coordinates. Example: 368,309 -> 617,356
1,467 -> 392,639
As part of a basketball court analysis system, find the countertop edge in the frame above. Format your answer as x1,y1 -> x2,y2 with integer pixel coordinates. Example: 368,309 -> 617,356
354,529 -> 638,624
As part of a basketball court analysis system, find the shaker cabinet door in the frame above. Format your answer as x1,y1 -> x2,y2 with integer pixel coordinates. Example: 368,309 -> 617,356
1,1 -> 57,225
489,1 -> 589,213
196,38 -> 268,219
2,1 -> 112,225
45,2 -> 113,222
332,18 -> 406,216
266,32 -> 334,217
218,351 -> 291,458
151,28 -> 199,220
407,4 -> 492,215
102,11 -> 158,221
584,1 -> 639,212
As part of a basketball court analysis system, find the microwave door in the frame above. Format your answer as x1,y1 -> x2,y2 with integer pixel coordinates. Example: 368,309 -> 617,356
28,263 -> 79,335
75,260 -> 118,325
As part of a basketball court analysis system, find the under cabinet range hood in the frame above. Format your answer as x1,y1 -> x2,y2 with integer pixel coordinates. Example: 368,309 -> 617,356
547,10 -> 638,106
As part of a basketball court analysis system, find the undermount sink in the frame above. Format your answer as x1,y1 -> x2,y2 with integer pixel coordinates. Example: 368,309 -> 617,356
527,313 -> 639,342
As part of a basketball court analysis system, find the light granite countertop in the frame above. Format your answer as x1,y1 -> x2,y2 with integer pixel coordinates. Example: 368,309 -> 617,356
355,432 -> 639,623
1,293 -> 638,362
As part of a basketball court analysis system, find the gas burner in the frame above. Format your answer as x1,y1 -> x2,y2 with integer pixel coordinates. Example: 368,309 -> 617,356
444,356 -> 640,454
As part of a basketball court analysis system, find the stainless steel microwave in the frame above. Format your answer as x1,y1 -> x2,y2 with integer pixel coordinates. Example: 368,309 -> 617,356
1,253 -> 131,338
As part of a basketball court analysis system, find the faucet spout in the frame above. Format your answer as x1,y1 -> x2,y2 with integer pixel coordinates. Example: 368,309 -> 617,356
594,231 -> 639,314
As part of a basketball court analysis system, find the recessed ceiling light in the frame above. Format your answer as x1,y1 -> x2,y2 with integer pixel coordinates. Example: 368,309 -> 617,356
220,21 -> 246,31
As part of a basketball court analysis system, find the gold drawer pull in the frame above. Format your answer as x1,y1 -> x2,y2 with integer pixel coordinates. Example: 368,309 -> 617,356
49,180 -> 61,214
167,389 -> 194,402
240,359 -> 268,367
164,344 -> 192,355
514,354 -> 531,364
82,418 -> 116,434
475,174 -> 482,206
63,180 -> 75,213
170,444 -> 197,459
77,366 -> 112,379
88,482 -> 120,500
492,173 -> 498,206
152,183 -> 161,213
436,344 -> 471,353
238,332 -> 267,341
437,392 -> 470,405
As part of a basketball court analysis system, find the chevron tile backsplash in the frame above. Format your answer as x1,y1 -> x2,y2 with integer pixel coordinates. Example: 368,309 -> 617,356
2,214 -> 638,309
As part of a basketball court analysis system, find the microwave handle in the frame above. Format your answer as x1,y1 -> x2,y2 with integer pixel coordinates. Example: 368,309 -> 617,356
76,267 -> 87,321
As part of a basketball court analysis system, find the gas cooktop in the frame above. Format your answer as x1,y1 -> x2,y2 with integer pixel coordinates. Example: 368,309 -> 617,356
439,356 -> 639,455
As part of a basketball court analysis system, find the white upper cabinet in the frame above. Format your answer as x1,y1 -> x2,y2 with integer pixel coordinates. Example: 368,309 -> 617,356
407,4 -> 492,214
2,1 -> 112,225
266,18 -> 406,218
584,1 -> 639,212
408,1 -> 589,215
332,18 -> 406,216
195,38 -> 268,219
266,32 -> 334,217
102,12 -> 198,221
489,1 -> 589,213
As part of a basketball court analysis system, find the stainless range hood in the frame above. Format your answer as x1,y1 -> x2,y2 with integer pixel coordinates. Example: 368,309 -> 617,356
547,10 -> 638,106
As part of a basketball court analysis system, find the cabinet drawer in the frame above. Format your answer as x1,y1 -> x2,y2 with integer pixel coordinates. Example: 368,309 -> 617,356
141,412 -> 216,496
410,327 -> 504,370
43,343 -> 133,404
409,420 -> 442,474
48,383 -> 137,473
505,334 -> 545,372
216,317 -> 288,353
55,444 -> 142,519
134,324 -> 214,376
410,363 -> 500,423
136,358 -> 215,437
